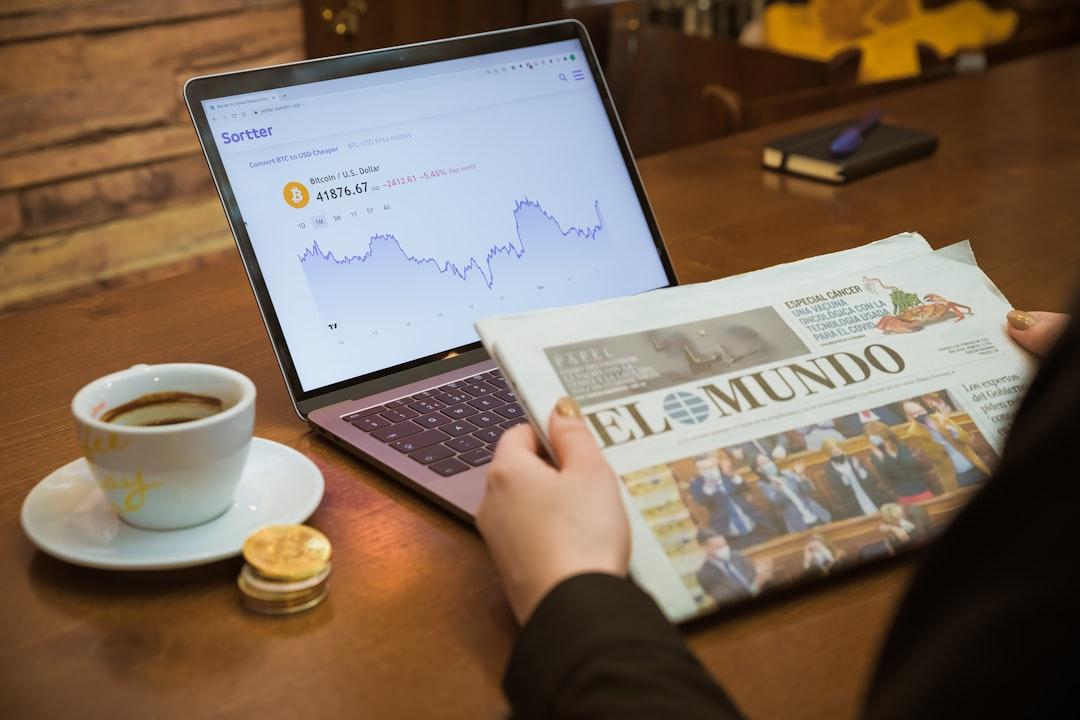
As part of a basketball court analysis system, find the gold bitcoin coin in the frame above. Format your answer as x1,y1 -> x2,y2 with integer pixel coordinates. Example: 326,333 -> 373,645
282,181 -> 310,209
242,525 -> 331,581
237,563 -> 331,615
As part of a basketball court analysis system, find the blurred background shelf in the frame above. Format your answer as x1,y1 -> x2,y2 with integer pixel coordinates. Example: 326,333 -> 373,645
0,0 -> 1075,315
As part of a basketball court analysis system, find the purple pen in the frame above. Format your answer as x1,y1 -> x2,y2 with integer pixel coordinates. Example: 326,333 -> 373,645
830,110 -> 882,157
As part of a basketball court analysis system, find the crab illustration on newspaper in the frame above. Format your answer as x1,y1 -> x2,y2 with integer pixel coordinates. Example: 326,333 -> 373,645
863,276 -> 974,334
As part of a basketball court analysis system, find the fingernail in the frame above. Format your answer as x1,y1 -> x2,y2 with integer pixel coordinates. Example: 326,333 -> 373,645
554,396 -> 582,419
1007,309 -> 1037,330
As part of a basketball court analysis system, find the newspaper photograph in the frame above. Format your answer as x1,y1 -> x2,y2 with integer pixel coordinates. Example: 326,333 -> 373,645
545,307 -> 810,403
476,233 -> 1036,621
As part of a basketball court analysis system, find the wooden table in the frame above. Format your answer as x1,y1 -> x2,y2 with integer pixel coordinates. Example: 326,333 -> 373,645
2,46 -> 1077,719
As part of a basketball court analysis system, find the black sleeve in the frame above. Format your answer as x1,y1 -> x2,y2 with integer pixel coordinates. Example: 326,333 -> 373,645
865,299 -> 1080,719
504,573 -> 742,720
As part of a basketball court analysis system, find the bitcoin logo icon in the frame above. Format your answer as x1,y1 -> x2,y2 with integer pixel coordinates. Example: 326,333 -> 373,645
282,181 -> 310,209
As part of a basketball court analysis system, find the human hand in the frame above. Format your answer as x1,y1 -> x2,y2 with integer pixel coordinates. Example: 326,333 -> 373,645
476,398 -> 630,624
792,460 -> 805,475
1007,310 -> 1069,357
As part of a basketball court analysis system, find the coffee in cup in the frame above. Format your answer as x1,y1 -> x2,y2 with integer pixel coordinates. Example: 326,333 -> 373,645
100,391 -> 225,427
72,364 -> 256,530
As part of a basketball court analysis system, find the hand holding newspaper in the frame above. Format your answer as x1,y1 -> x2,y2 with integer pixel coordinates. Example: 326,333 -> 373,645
476,233 -> 1035,621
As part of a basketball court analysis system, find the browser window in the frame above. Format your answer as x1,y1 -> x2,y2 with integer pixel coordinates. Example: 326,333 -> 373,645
204,39 -> 669,392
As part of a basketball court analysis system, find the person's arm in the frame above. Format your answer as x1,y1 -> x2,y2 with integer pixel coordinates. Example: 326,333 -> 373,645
866,308 -> 1077,718
504,573 -> 741,720
478,400 -> 743,720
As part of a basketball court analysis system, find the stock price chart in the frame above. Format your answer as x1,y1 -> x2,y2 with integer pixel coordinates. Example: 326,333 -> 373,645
299,198 -> 614,353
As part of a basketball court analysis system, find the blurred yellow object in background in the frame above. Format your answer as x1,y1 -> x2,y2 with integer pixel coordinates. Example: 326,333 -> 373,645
763,0 -> 1018,81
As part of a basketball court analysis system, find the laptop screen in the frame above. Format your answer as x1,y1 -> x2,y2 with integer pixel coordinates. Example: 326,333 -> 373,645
202,38 -> 670,393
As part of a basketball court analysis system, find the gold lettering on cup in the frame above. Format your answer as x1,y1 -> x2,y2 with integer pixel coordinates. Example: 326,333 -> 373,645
78,428 -> 129,462
101,472 -> 162,512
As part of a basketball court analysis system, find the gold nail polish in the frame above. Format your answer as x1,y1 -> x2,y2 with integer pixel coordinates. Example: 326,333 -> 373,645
555,396 -> 582,418
1007,309 -> 1037,330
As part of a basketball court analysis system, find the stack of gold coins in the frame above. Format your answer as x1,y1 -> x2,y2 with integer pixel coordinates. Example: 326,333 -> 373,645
238,525 -> 332,615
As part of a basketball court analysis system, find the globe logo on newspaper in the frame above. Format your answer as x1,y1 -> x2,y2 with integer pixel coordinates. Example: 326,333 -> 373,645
662,391 -> 711,426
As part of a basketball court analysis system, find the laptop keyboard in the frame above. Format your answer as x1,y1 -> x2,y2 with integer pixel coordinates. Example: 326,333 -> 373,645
340,369 -> 528,477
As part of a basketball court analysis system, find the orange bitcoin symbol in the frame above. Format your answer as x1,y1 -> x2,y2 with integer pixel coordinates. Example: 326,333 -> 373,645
282,181 -> 310,209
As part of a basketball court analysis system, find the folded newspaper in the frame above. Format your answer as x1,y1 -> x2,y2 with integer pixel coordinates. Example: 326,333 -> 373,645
476,233 -> 1036,622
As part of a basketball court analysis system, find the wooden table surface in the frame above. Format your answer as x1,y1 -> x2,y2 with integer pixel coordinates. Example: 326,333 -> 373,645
2,47 -> 1077,720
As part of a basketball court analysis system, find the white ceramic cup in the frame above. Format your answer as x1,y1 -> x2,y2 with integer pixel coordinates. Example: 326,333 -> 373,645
71,363 -> 256,530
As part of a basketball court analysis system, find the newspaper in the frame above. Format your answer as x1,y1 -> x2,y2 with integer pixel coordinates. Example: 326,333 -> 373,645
475,234 -> 1036,622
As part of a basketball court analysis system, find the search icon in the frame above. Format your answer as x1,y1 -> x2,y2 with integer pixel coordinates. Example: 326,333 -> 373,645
558,73 -> 568,81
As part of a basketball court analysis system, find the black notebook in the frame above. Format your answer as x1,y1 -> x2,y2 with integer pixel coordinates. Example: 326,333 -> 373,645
763,121 -> 937,183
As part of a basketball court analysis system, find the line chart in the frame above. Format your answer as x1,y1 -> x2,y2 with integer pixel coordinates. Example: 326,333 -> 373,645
295,194 -> 665,376
298,198 -> 606,290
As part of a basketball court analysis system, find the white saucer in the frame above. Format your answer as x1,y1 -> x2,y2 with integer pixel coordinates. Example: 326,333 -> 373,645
20,437 -> 324,570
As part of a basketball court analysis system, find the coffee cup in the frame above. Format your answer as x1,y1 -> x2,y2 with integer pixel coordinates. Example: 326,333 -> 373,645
71,363 -> 256,530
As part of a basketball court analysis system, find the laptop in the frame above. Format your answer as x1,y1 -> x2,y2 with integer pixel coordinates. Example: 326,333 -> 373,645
184,21 -> 678,520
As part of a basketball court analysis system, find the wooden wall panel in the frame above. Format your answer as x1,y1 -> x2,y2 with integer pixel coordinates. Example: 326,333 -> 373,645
0,193 -> 21,242
0,199 -> 234,310
0,73 -> 175,155
19,156 -> 217,238
0,1 -> 287,43
0,0 -> 304,314
0,127 -> 198,191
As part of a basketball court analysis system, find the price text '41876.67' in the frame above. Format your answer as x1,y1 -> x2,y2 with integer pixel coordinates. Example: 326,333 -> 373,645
315,182 -> 367,202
